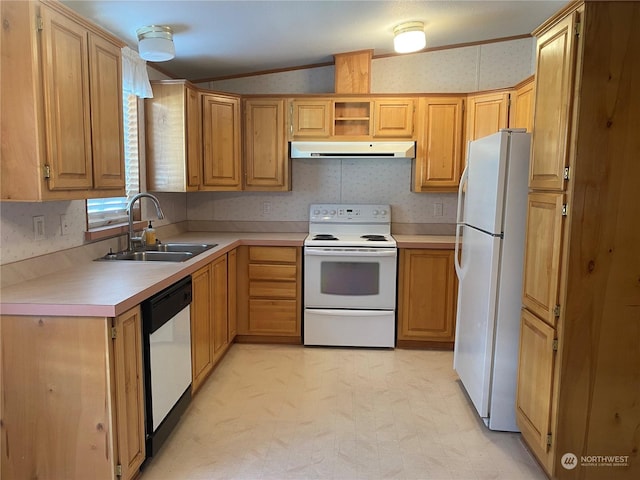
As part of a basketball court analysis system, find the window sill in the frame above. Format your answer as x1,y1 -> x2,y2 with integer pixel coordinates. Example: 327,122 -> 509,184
85,221 -> 147,242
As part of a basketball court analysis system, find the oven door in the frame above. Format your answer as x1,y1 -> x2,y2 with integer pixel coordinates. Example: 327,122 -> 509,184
304,247 -> 397,309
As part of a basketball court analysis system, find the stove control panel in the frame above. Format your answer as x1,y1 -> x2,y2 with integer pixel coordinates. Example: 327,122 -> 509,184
309,204 -> 391,223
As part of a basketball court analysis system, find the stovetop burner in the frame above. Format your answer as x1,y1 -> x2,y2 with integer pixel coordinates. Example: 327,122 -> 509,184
361,234 -> 388,242
313,234 -> 338,241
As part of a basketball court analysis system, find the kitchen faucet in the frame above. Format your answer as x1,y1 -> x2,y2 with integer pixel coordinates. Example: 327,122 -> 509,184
127,192 -> 165,251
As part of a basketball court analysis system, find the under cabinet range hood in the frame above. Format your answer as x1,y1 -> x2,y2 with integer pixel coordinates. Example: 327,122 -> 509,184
290,141 -> 415,159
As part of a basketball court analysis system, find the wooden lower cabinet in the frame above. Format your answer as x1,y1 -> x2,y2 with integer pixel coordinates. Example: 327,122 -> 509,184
0,308 -> 145,480
515,308 -> 557,472
397,249 -> 458,348
236,245 -> 301,342
191,253 -> 232,393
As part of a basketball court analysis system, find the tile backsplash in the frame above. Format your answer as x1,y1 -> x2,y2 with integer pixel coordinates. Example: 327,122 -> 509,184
1,37 -> 533,265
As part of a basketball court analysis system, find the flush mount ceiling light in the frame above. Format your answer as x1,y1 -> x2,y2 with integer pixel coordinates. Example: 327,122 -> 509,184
393,21 -> 426,54
136,25 -> 175,62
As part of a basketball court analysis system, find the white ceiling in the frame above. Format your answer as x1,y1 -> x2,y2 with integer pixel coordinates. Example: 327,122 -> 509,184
61,0 -> 566,82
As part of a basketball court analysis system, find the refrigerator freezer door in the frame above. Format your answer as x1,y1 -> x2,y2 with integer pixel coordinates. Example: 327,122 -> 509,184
464,131 -> 509,235
453,225 -> 502,420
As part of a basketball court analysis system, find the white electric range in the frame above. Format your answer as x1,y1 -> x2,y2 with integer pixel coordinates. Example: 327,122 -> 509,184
303,204 -> 397,348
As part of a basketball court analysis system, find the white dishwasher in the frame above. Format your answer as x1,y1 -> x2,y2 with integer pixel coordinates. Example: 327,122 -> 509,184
141,276 -> 192,459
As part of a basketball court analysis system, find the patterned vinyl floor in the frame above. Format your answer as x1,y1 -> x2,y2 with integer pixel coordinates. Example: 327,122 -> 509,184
139,344 -> 546,480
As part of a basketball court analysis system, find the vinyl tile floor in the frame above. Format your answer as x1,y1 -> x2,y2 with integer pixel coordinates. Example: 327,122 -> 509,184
139,344 -> 547,480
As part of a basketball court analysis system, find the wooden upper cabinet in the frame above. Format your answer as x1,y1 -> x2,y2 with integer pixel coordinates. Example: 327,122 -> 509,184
243,98 -> 290,191
334,50 -> 372,94
290,99 -> 332,138
521,193 -> 565,327
373,98 -> 415,138
465,91 -> 509,159
202,93 -> 242,190
145,81 -> 202,192
516,308 -> 556,471
530,12 -> 579,191
413,96 -> 464,191
1,1 -> 124,200
509,77 -> 535,132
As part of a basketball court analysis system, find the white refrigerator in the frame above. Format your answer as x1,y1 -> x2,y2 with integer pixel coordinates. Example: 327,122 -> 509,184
453,129 -> 531,432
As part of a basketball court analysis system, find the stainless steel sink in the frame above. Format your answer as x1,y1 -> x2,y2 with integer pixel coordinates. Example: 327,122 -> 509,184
96,243 -> 217,262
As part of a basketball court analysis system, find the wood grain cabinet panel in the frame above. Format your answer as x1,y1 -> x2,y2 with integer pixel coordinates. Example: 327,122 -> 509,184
515,308 -> 556,471
465,91 -> 509,146
145,81 -> 202,192
237,246 -> 302,341
290,99 -> 332,138
0,309 -> 144,480
518,3 -> 640,478
397,249 -> 458,347
509,77 -> 535,132
373,98 -> 415,138
202,93 -> 242,189
529,13 -> 578,191
413,96 -> 464,191
521,193 -> 565,328
243,98 -> 290,190
1,1 -> 125,200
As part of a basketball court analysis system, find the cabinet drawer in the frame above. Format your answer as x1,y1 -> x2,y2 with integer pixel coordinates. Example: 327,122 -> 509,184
248,299 -> 298,334
249,280 -> 297,299
249,264 -> 297,281
249,246 -> 297,263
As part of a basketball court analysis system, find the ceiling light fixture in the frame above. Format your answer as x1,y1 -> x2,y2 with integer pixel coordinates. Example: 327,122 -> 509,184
393,21 -> 426,54
136,25 -> 175,62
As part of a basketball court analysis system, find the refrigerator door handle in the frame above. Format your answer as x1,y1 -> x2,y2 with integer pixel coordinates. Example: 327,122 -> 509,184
455,164 -> 470,279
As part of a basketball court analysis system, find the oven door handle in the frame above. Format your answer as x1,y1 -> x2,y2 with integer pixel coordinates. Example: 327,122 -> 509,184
304,248 -> 397,257
306,309 -> 393,317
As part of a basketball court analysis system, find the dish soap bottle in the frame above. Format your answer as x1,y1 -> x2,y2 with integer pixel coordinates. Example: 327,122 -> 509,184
144,221 -> 157,245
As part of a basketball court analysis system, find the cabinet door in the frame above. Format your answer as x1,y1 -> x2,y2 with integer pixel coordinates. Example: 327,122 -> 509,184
465,92 -> 509,160
397,249 -> 457,344
112,307 -> 146,480
89,33 -> 125,190
244,99 -> 289,190
191,264 -> 213,392
186,85 -> 202,189
516,308 -> 556,464
227,249 -> 237,341
202,94 -> 241,189
373,98 -> 414,138
521,193 -> 565,327
530,12 -> 579,190
509,79 -> 535,132
40,5 -> 93,190
414,97 -> 464,191
290,99 -> 332,137
211,255 -> 229,360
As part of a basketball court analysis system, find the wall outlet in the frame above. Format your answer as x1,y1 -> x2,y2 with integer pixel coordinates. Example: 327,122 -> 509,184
60,214 -> 69,236
433,203 -> 444,217
262,201 -> 271,216
33,215 -> 45,241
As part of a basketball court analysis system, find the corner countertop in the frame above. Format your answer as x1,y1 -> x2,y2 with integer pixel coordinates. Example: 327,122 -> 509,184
0,232 -> 304,318
0,232 -> 455,318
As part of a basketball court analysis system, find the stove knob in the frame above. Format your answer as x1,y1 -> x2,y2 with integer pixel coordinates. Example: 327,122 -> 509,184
380,209 -> 388,216
329,209 -> 336,216
372,209 -> 379,215
313,209 -> 321,215
322,210 -> 328,215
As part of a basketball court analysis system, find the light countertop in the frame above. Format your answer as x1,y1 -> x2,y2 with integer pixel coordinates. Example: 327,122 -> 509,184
0,232 -> 455,318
